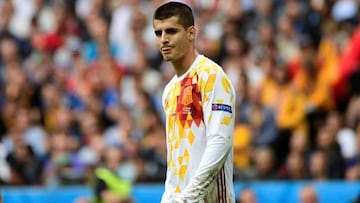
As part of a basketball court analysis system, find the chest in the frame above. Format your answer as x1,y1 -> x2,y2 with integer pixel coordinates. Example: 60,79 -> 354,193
164,76 -> 204,126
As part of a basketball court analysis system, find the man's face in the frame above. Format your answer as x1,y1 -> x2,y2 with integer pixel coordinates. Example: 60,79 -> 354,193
153,16 -> 193,62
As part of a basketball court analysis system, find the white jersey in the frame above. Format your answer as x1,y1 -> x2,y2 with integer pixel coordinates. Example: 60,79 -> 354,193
161,55 -> 236,203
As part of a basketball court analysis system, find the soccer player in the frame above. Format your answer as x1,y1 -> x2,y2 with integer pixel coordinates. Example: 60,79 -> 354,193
153,2 -> 236,203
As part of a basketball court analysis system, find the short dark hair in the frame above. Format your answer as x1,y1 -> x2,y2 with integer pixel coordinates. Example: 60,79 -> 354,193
153,1 -> 194,29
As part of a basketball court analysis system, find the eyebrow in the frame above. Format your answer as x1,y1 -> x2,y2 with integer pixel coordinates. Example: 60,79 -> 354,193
154,28 -> 180,36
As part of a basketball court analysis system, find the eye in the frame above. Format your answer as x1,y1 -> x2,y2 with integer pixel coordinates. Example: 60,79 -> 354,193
154,30 -> 162,37
166,28 -> 178,35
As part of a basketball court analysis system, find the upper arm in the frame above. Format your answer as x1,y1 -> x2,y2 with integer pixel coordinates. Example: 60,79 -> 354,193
201,69 -> 235,139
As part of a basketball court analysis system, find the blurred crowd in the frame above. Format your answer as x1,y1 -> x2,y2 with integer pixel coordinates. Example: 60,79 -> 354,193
0,0 -> 360,192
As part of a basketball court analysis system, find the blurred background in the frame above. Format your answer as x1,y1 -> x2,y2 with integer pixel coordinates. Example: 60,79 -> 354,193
0,0 -> 360,202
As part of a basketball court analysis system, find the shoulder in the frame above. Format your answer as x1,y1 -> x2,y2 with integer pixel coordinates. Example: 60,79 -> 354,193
197,56 -> 232,85
196,57 -> 235,95
163,75 -> 177,91
196,56 -> 224,75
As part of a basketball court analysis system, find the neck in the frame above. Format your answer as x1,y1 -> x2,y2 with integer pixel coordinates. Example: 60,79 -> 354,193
172,49 -> 199,76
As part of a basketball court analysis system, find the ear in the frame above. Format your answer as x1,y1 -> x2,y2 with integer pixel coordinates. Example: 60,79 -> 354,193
188,26 -> 196,41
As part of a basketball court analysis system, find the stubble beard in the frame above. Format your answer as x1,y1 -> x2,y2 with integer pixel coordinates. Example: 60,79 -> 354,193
162,53 -> 173,62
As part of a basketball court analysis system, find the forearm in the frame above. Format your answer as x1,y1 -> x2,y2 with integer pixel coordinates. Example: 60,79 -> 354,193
177,133 -> 232,202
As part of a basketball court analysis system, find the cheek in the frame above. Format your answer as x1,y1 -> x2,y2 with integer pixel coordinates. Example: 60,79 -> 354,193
177,37 -> 190,52
156,38 -> 162,48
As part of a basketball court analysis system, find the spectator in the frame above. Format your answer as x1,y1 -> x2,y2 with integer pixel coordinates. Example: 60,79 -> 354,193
6,141 -> 43,185
345,158 -> 360,181
351,194 -> 360,203
94,146 -> 132,203
299,185 -> 318,203
77,132 -> 105,184
275,13 -> 301,63
0,134 -> 10,184
103,106 -> 135,148
233,123 -> 253,180
315,124 -> 345,179
289,131 -> 312,160
252,147 -> 278,180
346,96 -> 360,130
42,131 -> 84,186
260,56 -> 306,166
237,188 -> 257,203
279,151 -> 308,180
238,79 -> 278,148
117,139 -> 146,183
292,39 -> 335,140
308,150 -> 329,181
345,124 -> 360,181
139,123 -> 167,182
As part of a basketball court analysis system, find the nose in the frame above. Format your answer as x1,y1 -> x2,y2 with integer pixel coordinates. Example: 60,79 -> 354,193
160,32 -> 169,44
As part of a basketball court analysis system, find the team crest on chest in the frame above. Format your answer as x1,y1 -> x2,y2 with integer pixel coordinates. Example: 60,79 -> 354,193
181,86 -> 193,105
175,73 -> 204,127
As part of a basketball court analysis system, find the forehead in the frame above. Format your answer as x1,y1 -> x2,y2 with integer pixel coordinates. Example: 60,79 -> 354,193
153,16 -> 183,30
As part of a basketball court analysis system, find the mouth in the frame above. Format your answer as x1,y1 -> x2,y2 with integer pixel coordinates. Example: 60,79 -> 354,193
161,46 -> 172,54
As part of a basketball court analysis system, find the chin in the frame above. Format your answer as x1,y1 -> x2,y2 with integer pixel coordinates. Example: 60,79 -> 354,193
162,55 -> 173,61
